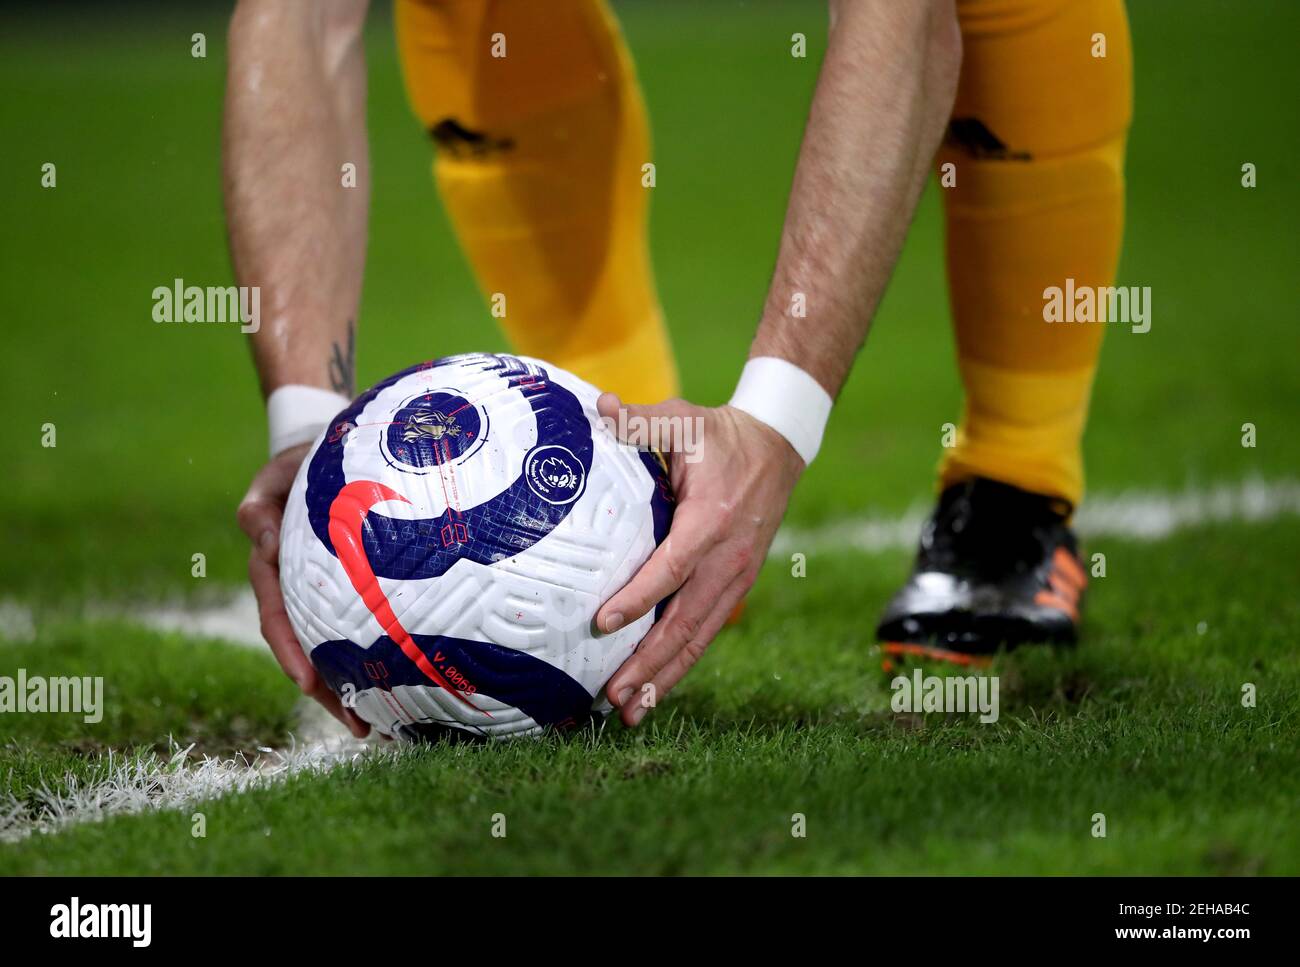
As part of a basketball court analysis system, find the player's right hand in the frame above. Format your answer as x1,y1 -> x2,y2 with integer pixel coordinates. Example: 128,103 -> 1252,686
237,442 -> 371,738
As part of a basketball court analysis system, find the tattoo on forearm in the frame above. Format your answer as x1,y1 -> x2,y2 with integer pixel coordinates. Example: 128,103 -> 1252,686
328,319 -> 356,395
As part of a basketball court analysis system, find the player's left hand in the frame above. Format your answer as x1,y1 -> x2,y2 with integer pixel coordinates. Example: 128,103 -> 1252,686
595,392 -> 804,726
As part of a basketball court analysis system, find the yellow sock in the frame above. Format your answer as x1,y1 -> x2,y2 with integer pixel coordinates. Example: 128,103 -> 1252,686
395,0 -> 678,404
939,0 -> 1132,507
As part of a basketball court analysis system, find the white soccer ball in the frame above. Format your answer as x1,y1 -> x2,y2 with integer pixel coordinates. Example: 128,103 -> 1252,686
279,353 -> 673,740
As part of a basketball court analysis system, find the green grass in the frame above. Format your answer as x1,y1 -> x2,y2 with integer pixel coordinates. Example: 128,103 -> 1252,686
0,0 -> 1297,873
0,622 -> 298,811
0,622 -> 297,755
1,0 -> 1296,603
2,521 -> 1297,874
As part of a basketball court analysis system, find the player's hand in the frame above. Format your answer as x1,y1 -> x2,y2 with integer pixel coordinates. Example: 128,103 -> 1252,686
595,393 -> 803,726
237,442 -> 370,739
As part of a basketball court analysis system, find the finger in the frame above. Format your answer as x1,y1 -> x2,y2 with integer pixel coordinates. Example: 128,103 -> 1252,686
249,551 -> 369,739
595,506 -> 716,633
638,575 -> 750,721
249,550 -> 309,683
301,673 -> 371,739
596,393 -> 695,450
237,443 -> 309,562
606,553 -> 739,715
616,574 -> 747,727
596,392 -> 623,428
237,499 -> 283,565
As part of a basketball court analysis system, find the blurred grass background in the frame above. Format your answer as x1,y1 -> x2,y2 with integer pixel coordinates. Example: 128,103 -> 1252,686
0,0 -> 1295,602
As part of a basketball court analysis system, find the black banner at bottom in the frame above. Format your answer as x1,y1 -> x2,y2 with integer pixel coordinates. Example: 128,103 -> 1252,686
2,875 -> 1282,953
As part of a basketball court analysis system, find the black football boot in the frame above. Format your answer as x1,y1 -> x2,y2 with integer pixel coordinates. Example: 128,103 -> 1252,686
876,477 -> 1087,668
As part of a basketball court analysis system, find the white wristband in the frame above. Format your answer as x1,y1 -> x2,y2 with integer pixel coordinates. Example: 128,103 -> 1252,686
727,357 -> 833,465
267,385 -> 352,457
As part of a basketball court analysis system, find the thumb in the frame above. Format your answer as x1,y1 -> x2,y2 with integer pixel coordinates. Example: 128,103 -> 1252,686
596,393 -> 695,451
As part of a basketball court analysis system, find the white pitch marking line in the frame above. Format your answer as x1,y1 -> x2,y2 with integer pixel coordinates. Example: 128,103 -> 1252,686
771,476 -> 1300,556
2,475 -> 1296,842
0,701 -> 376,844
115,477 -> 1300,650
112,476 -> 1300,647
